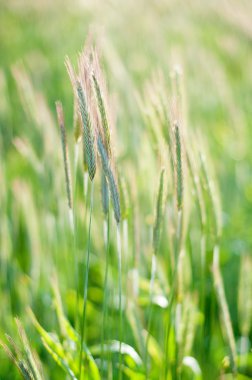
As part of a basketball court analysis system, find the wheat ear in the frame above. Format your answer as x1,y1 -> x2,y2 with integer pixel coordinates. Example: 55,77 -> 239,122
77,80 -> 96,182
97,135 -> 120,224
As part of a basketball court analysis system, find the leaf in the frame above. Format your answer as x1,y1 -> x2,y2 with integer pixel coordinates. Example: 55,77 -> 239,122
51,283 -> 101,380
121,364 -> 145,379
143,331 -> 163,368
91,340 -> 143,367
29,307 -> 100,380
0,320 -> 45,380
52,280 -> 79,344
29,309 -> 78,379
16,318 -> 43,380
182,356 -> 202,380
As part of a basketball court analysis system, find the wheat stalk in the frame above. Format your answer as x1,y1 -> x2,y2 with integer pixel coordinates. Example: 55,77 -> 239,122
163,122 -> 184,379
56,101 -> 74,231
97,133 -> 122,377
213,246 -> 237,375
186,147 -> 207,330
79,181 -> 94,380
56,100 -> 81,332
100,168 -> 110,375
145,167 -> 165,378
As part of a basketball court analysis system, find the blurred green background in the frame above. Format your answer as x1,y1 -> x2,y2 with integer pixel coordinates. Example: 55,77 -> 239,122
1,0 -> 252,378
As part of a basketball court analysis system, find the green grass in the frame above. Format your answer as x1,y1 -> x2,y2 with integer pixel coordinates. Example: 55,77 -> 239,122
1,1 -> 252,379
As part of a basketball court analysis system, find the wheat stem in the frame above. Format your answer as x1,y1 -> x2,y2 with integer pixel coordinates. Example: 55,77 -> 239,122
145,253 -> 157,379
163,244 -> 183,379
79,180 -> 94,380
101,206 -> 110,377
116,224 -> 123,380
56,101 -> 80,330
212,245 -> 237,375
145,168 -> 165,378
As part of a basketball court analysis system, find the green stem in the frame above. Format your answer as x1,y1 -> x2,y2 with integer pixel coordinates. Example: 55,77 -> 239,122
79,180 -> 94,380
117,224 -> 123,380
145,253 -> 157,379
101,208 -> 110,377
71,207 -> 79,331
199,233 -> 206,351
72,143 -> 80,331
163,209 -> 183,379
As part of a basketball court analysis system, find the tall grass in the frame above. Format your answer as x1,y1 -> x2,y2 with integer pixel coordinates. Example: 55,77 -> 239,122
1,11 -> 252,378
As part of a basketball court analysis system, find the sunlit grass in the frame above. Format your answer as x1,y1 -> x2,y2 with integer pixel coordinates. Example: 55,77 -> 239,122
1,1 -> 252,379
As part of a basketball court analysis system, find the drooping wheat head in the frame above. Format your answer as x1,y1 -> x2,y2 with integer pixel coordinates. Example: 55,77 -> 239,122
97,135 -> 120,224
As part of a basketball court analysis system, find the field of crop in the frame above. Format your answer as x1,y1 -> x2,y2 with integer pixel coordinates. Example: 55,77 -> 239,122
1,0 -> 252,379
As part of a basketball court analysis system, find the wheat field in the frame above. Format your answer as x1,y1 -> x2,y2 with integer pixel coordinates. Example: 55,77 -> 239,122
0,1 -> 252,379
